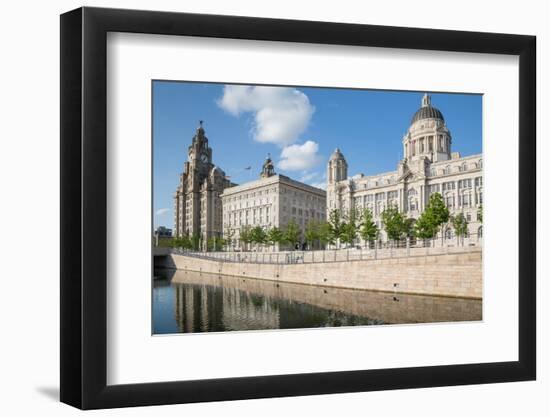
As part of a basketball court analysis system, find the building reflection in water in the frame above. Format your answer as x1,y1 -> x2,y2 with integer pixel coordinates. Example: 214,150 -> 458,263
154,269 -> 481,334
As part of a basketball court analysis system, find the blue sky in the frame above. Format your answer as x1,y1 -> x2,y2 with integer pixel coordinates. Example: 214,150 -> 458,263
153,82 -> 482,229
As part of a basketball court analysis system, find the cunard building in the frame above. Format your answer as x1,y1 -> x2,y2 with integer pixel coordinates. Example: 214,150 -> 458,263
173,122 -> 234,240
221,155 -> 326,250
327,94 -> 483,242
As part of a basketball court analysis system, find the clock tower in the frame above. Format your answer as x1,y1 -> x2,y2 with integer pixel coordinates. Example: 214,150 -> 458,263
174,121 -> 234,243
187,120 -> 213,174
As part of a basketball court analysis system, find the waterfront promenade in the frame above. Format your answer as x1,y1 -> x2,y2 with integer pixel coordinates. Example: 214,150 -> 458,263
168,242 -> 480,265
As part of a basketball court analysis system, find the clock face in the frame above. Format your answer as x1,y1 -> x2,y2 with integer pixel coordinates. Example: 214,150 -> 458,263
200,153 -> 208,163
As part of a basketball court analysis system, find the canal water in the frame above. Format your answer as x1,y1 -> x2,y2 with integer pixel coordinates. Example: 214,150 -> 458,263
153,269 -> 482,334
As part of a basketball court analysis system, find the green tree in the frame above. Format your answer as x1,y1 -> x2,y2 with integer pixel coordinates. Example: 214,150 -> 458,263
414,209 -> 438,245
328,209 -> 344,248
304,219 -> 320,250
403,217 -> 416,238
317,221 -> 334,249
360,208 -> 379,248
339,222 -> 354,247
191,233 -> 200,251
266,227 -> 284,251
451,212 -> 469,246
428,193 -> 450,242
412,193 -> 450,246
284,219 -> 301,250
340,208 -> 359,247
224,226 -> 235,251
381,205 -> 406,244
239,225 -> 253,251
180,234 -> 193,250
207,236 -> 226,251
250,226 -> 267,251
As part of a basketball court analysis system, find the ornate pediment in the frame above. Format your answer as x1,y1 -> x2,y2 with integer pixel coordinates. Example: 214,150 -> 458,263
397,161 -> 412,182
402,172 -> 415,182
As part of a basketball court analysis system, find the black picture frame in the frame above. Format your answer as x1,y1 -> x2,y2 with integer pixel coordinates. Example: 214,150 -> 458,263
60,6 -> 536,410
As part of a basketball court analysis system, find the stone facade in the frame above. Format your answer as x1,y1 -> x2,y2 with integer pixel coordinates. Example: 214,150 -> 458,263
173,122 -> 234,240
221,157 -> 326,249
327,94 -> 483,243
160,249 -> 482,299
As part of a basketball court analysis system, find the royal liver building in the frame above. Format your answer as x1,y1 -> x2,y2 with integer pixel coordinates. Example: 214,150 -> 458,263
173,122 -> 233,240
327,94 -> 483,242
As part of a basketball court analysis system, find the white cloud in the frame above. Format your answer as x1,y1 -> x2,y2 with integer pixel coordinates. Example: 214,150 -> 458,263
278,140 -> 322,171
217,85 -> 315,147
309,181 -> 327,190
299,172 -> 320,182
155,208 -> 170,216
300,171 -> 327,189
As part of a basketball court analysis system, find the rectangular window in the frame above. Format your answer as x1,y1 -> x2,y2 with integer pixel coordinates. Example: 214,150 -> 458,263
443,182 -> 456,191
458,179 -> 472,189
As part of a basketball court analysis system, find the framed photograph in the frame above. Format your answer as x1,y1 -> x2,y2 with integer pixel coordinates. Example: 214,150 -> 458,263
60,6 -> 536,409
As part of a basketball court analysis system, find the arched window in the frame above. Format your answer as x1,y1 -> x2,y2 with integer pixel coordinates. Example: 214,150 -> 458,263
479,159 -> 483,169
477,226 -> 483,240
461,162 -> 468,172
445,228 -> 453,240
444,165 -> 451,175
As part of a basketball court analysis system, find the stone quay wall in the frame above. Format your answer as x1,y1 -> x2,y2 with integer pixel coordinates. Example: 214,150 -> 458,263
157,249 -> 482,299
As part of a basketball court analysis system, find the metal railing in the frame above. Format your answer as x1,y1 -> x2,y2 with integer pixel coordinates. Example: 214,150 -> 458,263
171,237 -> 481,265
